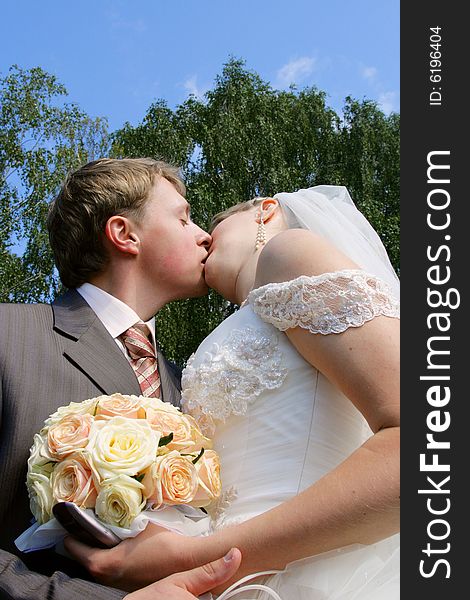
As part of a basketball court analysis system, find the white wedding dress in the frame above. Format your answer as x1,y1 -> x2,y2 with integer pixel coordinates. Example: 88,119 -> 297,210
181,270 -> 400,599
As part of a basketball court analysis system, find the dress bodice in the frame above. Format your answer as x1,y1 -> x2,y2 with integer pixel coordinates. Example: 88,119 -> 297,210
181,270 -> 399,529
182,271 -> 400,598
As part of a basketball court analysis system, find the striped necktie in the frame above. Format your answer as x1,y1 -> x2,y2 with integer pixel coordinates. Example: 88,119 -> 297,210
119,323 -> 161,397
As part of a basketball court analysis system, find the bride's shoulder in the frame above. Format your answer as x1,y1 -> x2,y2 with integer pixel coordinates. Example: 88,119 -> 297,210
254,229 -> 358,289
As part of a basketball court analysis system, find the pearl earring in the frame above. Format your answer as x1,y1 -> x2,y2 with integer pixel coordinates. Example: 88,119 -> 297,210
255,213 -> 267,250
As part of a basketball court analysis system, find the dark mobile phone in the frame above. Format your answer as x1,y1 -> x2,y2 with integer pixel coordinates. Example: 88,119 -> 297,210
53,502 -> 121,549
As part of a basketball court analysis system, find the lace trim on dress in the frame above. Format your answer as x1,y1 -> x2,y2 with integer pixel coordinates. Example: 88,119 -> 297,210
181,326 -> 288,422
208,486 -> 239,531
247,269 -> 400,335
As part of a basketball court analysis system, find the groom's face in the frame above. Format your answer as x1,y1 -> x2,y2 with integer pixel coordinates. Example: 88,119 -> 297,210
135,177 -> 211,299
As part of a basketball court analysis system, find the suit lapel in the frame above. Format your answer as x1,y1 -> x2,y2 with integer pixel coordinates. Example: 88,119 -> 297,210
52,290 -> 142,396
52,290 -> 182,404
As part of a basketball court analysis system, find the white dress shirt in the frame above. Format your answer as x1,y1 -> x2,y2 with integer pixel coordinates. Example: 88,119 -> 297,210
76,283 -> 157,362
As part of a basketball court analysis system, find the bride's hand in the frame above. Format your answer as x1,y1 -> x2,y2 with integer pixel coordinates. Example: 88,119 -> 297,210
64,523 -> 204,591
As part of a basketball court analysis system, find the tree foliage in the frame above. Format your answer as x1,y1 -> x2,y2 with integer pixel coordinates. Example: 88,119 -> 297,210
112,58 -> 400,364
0,65 -> 109,302
1,60 -> 399,365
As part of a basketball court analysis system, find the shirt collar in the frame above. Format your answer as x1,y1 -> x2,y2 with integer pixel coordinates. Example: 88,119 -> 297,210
76,283 -> 156,343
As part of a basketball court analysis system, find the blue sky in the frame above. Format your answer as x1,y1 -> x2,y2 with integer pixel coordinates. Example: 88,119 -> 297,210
1,0 -> 399,132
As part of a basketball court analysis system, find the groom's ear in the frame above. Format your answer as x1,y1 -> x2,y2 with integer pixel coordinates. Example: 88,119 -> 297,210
104,215 -> 140,256
257,198 -> 279,224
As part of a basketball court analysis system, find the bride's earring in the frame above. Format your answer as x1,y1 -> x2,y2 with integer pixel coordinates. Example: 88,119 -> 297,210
255,213 -> 267,250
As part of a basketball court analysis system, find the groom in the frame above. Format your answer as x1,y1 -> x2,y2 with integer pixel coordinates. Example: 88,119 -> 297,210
0,158 -> 225,599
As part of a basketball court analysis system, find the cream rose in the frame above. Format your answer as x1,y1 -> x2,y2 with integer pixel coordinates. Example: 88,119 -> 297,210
95,393 -> 146,421
28,433 -> 55,475
44,397 -> 99,428
141,397 -> 181,416
95,475 -> 145,528
27,472 -> 53,524
155,451 -> 198,506
47,413 -> 92,459
86,416 -> 159,480
192,449 -> 222,507
51,454 -> 97,508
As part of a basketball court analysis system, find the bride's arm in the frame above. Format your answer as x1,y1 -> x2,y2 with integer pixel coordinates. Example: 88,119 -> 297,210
190,229 -> 400,586
66,229 -> 399,591
205,321 -> 399,576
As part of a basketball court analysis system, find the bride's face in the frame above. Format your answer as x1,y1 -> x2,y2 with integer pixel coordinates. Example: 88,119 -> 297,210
203,208 -> 258,300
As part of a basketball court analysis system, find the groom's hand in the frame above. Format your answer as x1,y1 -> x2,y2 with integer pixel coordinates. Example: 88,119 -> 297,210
123,548 -> 241,600
64,523 -> 207,591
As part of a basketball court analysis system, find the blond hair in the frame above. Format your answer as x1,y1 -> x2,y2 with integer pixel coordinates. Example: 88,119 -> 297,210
210,197 -> 270,232
47,157 -> 185,288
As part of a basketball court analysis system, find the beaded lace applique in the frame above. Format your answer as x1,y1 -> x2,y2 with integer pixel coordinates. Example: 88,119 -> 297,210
208,486 -> 239,531
247,270 -> 400,335
181,326 -> 287,421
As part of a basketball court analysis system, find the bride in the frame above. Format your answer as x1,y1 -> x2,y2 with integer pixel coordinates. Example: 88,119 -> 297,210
70,186 -> 400,599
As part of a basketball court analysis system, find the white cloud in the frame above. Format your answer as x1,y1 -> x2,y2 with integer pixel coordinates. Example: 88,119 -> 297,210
378,91 -> 398,114
359,63 -> 399,114
106,9 -> 147,33
276,57 -> 316,87
361,66 -> 378,81
183,75 -> 206,100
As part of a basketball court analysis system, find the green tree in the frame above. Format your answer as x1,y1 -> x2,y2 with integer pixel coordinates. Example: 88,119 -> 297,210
0,65 -> 109,302
1,60 -> 399,365
338,97 -> 400,269
112,58 -> 400,365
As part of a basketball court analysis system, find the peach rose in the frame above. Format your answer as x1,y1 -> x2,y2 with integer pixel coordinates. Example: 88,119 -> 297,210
192,449 -> 222,507
146,408 -> 196,452
184,414 -> 214,453
154,451 -> 198,507
95,393 -> 146,420
51,454 -> 97,508
184,405 -> 216,438
147,407 -> 213,453
140,462 -> 162,509
47,413 -> 92,459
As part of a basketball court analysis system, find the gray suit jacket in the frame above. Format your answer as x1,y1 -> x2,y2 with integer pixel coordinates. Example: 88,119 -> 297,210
0,290 -> 182,599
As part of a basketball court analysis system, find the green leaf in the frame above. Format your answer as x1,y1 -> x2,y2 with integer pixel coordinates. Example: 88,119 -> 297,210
159,432 -> 174,447
192,447 -> 205,465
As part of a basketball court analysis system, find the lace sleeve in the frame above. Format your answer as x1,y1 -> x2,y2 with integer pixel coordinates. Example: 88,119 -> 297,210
247,269 -> 400,335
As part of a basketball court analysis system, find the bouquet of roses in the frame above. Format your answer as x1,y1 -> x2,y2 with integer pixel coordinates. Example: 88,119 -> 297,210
16,393 -> 221,552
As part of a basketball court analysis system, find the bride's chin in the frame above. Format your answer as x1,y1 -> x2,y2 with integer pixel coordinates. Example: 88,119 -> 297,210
203,264 -> 219,292
204,260 -> 235,299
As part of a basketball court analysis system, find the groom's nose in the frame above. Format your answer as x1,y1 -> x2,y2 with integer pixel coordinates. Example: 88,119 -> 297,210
196,226 -> 212,248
